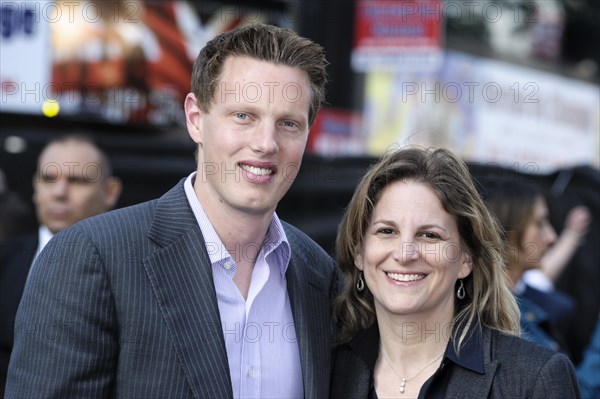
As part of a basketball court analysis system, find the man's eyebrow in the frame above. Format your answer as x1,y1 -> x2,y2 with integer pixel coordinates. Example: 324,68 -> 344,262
67,175 -> 93,181
39,171 -> 58,179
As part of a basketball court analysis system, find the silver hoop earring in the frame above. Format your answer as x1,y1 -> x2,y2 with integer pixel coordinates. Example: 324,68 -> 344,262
356,272 -> 365,292
457,279 -> 465,300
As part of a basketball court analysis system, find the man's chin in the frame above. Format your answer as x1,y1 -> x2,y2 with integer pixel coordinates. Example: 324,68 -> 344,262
46,222 -> 71,234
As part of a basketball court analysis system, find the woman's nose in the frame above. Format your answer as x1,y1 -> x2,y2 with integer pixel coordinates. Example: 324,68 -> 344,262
393,240 -> 420,263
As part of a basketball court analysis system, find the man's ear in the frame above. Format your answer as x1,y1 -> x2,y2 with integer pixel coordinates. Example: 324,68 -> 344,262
103,177 -> 123,210
32,173 -> 39,204
184,93 -> 203,144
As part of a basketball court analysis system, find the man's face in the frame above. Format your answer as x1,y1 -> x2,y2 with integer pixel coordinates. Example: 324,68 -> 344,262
33,140 -> 119,234
185,55 -> 312,218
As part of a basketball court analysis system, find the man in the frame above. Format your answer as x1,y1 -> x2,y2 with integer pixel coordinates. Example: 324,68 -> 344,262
0,135 -> 122,396
6,24 -> 337,398
31,135 -> 123,256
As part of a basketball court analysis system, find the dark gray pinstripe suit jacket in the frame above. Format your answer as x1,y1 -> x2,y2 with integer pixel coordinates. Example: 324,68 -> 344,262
5,179 -> 338,399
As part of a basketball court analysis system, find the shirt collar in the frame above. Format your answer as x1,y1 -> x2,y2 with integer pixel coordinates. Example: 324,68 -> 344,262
517,295 -> 550,323
348,322 -> 381,371
349,320 -> 485,375
38,225 -> 54,253
262,214 -> 291,277
183,172 -> 290,276
444,322 -> 485,374
514,278 -> 527,295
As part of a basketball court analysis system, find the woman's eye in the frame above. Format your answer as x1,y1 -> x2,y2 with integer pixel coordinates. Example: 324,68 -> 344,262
420,232 -> 440,239
377,228 -> 395,235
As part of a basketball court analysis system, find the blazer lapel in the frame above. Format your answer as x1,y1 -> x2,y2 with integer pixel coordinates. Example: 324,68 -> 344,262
143,181 -> 232,399
446,360 -> 498,398
286,246 -> 332,399
446,328 -> 499,399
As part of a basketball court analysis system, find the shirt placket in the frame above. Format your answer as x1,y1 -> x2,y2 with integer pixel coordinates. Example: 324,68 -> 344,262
239,320 -> 261,398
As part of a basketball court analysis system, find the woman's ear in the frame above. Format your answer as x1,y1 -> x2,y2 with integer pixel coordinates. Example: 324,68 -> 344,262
458,252 -> 473,279
354,250 -> 364,271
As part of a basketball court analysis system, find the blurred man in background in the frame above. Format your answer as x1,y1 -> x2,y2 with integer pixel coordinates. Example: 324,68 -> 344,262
0,135 -> 121,397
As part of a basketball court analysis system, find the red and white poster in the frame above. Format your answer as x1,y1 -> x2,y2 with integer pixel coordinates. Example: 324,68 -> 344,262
352,0 -> 444,72
308,108 -> 363,156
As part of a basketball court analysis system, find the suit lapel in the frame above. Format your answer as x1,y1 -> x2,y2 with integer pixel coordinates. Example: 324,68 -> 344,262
446,360 -> 498,398
143,181 -> 232,399
286,236 -> 332,399
446,328 -> 498,399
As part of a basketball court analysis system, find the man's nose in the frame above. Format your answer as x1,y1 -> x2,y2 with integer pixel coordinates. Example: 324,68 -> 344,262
251,123 -> 278,155
50,179 -> 68,197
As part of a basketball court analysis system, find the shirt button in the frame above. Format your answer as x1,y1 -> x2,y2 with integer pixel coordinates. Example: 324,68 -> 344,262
247,367 -> 254,378
224,261 -> 233,270
525,312 -> 535,322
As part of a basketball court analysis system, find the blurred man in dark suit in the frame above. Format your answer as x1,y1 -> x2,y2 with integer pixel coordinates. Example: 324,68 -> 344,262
0,135 -> 121,396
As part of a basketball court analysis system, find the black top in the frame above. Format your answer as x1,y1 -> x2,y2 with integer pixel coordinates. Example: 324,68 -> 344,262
348,323 -> 485,399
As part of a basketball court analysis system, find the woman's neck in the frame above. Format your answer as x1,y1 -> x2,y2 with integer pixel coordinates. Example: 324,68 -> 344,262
375,313 -> 450,398
376,310 -> 452,364
506,264 -> 525,290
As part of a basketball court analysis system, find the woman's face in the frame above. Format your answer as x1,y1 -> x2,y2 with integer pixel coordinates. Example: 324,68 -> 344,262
519,197 -> 556,269
355,181 -> 473,323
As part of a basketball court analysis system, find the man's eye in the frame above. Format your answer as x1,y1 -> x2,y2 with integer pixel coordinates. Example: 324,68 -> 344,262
41,175 -> 58,183
69,177 -> 92,185
282,121 -> 298,129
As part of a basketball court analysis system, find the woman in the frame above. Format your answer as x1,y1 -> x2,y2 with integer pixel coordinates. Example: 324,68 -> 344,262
331,147 -> 579,398
485,182 -> 573,353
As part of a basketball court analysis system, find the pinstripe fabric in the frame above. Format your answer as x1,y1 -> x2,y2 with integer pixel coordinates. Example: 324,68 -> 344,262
285,228 -> 338,399
330,327 -> 580,399
5,179 -> 338,399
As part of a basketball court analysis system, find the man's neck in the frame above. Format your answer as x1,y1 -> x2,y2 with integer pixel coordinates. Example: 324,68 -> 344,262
193,181 -> 276,299
217,213 -> 272,262
194,185 -> 273,252
213,213 -> 272,300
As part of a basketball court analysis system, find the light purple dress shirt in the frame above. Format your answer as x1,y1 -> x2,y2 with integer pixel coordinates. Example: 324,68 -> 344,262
184,173 -> 303,399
